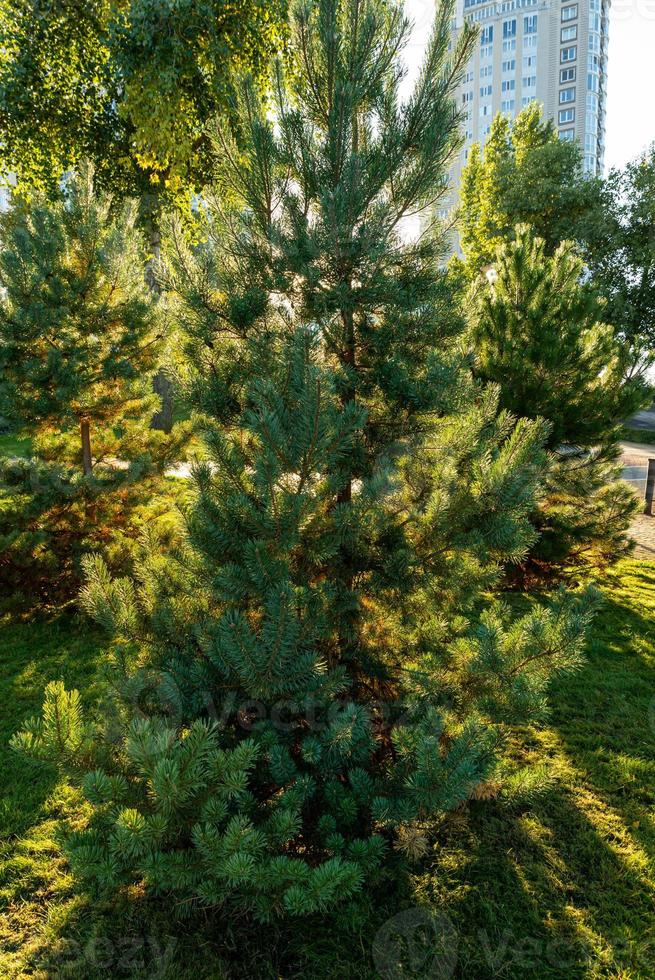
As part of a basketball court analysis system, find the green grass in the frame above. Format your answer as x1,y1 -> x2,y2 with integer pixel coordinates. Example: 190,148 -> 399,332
0,432 -> 32,458
621,426 -> 655,446
2,562 -> 655,978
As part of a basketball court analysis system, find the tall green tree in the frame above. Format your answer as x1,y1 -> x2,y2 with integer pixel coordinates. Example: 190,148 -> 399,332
584,146 -> 655,354
458,104 -> 602,272
0,166 -> 189,601
16,0 -> 593,919
470,226 -> 650,570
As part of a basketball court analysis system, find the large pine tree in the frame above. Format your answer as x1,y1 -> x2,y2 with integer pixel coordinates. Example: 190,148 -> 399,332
16,0 -> 593,920
0,166 -> 189,601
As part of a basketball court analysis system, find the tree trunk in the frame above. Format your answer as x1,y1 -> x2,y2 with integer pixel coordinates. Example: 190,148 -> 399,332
146,216 -> 174,433
335,304 -> 357,663
80,419 -> 93,476
152,369 -> 174,433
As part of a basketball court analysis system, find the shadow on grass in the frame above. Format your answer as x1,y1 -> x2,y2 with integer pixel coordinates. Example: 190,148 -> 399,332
3,563 -> 655,979
410,561 -> 655,979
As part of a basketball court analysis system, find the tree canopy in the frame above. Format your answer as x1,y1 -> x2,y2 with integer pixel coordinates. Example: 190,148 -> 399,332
458,103 -> 602,272
584,146 -> 655,352
0,0 -> 288,201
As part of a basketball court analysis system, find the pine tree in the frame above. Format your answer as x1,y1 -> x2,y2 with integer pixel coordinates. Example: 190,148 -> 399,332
0,166 -> 189,602
16,0 -> 595,920
469,225 -> 649,570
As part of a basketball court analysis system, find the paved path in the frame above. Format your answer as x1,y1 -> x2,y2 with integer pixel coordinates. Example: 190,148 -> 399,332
620,440 -> 655,458
618,441 -> 655,557
626,403 -> 655,432
630,513 -> 655,559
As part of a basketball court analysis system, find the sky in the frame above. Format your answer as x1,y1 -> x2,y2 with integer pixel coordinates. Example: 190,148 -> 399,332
605,0 -> 655,170
404,0 -> 655,174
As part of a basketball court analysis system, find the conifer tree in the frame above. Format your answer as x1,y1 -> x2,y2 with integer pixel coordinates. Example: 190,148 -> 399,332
0,166 -> 189,601
469,225 -> 650,569
16,0 -> 594,919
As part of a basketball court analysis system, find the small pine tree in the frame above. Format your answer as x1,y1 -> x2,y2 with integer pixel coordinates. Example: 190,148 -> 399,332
16,0 -> 595,920
0,166 -> 189,602
469,225 -> 650,570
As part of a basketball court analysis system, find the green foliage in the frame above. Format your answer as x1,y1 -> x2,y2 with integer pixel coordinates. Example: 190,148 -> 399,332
0,167 -> 190,602
458,104 -> 602,272
584,145 -> 655,355
0,0 -> 288,200
15,0 -> 594,922
469,226 -> 650,570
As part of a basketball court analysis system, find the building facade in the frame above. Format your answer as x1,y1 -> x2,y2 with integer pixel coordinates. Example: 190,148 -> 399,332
439,0 -> 610,232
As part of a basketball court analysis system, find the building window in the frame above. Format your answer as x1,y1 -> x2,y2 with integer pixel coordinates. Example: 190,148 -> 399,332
502,39 -> 517,53
523,75 -> 537,89
480,104 -> 492,118
560,67 -> 576,83
480,85 -> 492,97
561,25 -> 578,42
523,35 -> 538,50
561,46 -> 577,63
501,79 -> 516,93
481,25 -> 493,46
480,65 -> 493,78
523,55 -> 537,69
503,18 -> 517,39
524,14 -> 538,34
501,99 -> 515,113
522,96 -> 536,107
559,128 -> 575,141
502,58 -> 516,72
559,107 -> 575,124
562,4 -> 578,21
559,87 -> 576,104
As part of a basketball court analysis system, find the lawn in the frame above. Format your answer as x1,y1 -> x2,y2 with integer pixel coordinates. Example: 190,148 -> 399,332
621,427 -> 655,447
0,432 -> 31,458
1,562 -> 654,978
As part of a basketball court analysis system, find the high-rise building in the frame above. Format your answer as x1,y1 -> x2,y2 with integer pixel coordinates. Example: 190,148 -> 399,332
438,0 -> 610,235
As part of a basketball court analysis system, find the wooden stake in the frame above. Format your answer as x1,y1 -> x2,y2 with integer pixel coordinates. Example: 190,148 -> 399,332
80,418 -> 92,476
